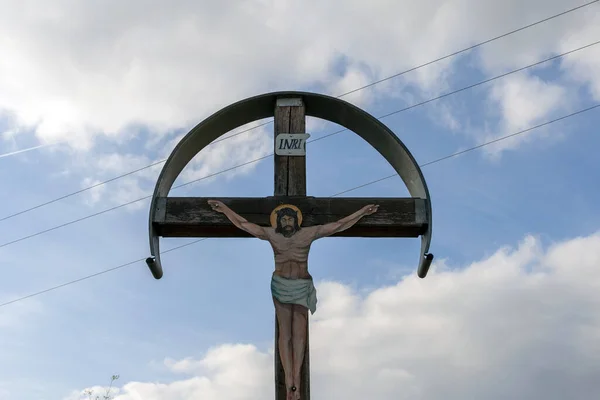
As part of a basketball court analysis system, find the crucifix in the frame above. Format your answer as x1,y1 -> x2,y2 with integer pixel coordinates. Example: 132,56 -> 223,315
145,92 -> 434,400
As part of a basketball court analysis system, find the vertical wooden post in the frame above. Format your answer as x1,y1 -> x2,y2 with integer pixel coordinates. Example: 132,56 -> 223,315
273,97 -> 309,400
274,97 -> 307,197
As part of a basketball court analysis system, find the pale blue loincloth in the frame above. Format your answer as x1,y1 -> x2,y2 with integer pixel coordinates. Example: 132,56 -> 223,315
271,274 -> 318,315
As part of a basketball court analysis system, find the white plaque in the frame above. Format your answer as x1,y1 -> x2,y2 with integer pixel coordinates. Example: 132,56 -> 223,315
275,133 -> 311,156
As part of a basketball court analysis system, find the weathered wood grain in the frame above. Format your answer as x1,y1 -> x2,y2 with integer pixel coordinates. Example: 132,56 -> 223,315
287,101 -> 306,197
274,97 -> 308,400
153,197 -> 428,238
274,100 -> 291,197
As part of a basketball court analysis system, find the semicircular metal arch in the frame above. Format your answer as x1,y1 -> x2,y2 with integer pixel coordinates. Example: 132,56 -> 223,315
146,91 -> 434,280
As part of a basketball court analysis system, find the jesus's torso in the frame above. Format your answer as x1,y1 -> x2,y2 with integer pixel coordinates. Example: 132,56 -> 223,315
266,227 -> 317,279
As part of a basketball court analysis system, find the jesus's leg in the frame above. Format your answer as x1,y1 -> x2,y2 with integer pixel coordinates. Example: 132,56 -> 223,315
273,298 -> 294,398
291,305 -> 308,400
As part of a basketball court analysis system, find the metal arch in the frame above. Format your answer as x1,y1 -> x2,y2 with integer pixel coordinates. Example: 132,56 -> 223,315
146,91 -> 434,280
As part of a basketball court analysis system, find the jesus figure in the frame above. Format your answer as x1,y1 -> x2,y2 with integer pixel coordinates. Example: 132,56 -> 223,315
208,200 -> 378,400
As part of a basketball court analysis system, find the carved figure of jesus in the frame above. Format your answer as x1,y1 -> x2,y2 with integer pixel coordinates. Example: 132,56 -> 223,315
208,200 -> 378,400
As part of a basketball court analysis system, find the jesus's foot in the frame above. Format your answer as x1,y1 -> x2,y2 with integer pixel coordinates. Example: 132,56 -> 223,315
286,386 -> 300,400
290,386 -> 301,400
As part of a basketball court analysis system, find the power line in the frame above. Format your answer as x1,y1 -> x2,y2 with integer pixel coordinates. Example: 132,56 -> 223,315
0,122 -> 270,222
0,238 -> 208,308
0,38 -> 597,250
336,0 -> 599,98
0,155 -> 274,249
331,103 -> 600,197
2,0 -> 596,223
310,40 -> 600,145
1,102 -> 598,309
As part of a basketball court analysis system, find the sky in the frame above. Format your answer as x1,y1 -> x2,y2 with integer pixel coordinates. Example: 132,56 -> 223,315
1,0 -> 600,399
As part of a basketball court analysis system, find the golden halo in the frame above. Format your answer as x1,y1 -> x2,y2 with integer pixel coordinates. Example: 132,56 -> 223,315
270,204 -> 303,228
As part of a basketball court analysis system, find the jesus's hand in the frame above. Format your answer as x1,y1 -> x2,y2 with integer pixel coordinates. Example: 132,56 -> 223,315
208,200 -> 226,213
361,204 -> 379,215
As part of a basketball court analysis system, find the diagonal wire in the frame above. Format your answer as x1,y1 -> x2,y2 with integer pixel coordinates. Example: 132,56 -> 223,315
1,0 -> 596,222
0,238 -> 208,308
0,39 -> 598,250
0,102 -> 598,308
310,40 -> 600,145
331,103 -> 600,197
0,122 -> 271,222
336,0 -> 599,98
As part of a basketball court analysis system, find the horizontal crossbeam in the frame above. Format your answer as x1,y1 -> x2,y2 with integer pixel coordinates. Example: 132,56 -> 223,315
153,197 -> 428,238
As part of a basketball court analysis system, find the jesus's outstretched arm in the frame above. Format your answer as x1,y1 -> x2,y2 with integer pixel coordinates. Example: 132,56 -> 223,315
311,204 -> 379,239
208,200 -> 269,240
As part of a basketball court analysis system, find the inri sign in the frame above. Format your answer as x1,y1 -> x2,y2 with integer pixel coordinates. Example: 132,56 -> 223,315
275,133 -> 311,156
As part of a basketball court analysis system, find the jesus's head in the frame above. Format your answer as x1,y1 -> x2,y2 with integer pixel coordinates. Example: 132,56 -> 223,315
275,207 -> 301,237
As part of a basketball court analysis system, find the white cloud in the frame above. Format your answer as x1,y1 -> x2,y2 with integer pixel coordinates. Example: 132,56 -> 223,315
79,153 -> 160,208
328,66 -> 376,109
112,345 -> 273,400
66,232 -> 600,400
558,18 -> 600,101
491,74 -> 568,130
74,120 -> 272,207
0,0 -> 598,215
177,122 -> 273,186
80,177 -> 107,207
480,73 -> 570,156
2,0 -> 599,160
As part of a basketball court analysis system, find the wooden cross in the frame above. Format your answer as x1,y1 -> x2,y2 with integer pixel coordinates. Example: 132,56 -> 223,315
150,97 -> 428,399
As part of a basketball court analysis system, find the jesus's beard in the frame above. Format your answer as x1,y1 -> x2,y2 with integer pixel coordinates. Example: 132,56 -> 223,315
281,226 -> 296,237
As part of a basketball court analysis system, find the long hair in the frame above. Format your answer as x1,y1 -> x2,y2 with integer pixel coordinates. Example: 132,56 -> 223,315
275,207 -> 301,234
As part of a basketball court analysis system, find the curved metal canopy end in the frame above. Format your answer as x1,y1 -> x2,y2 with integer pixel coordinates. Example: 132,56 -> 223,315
147,90 -> 434,280
146,257 -> 163,279
418,252 -> 434,279
147,232 -> 163,279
